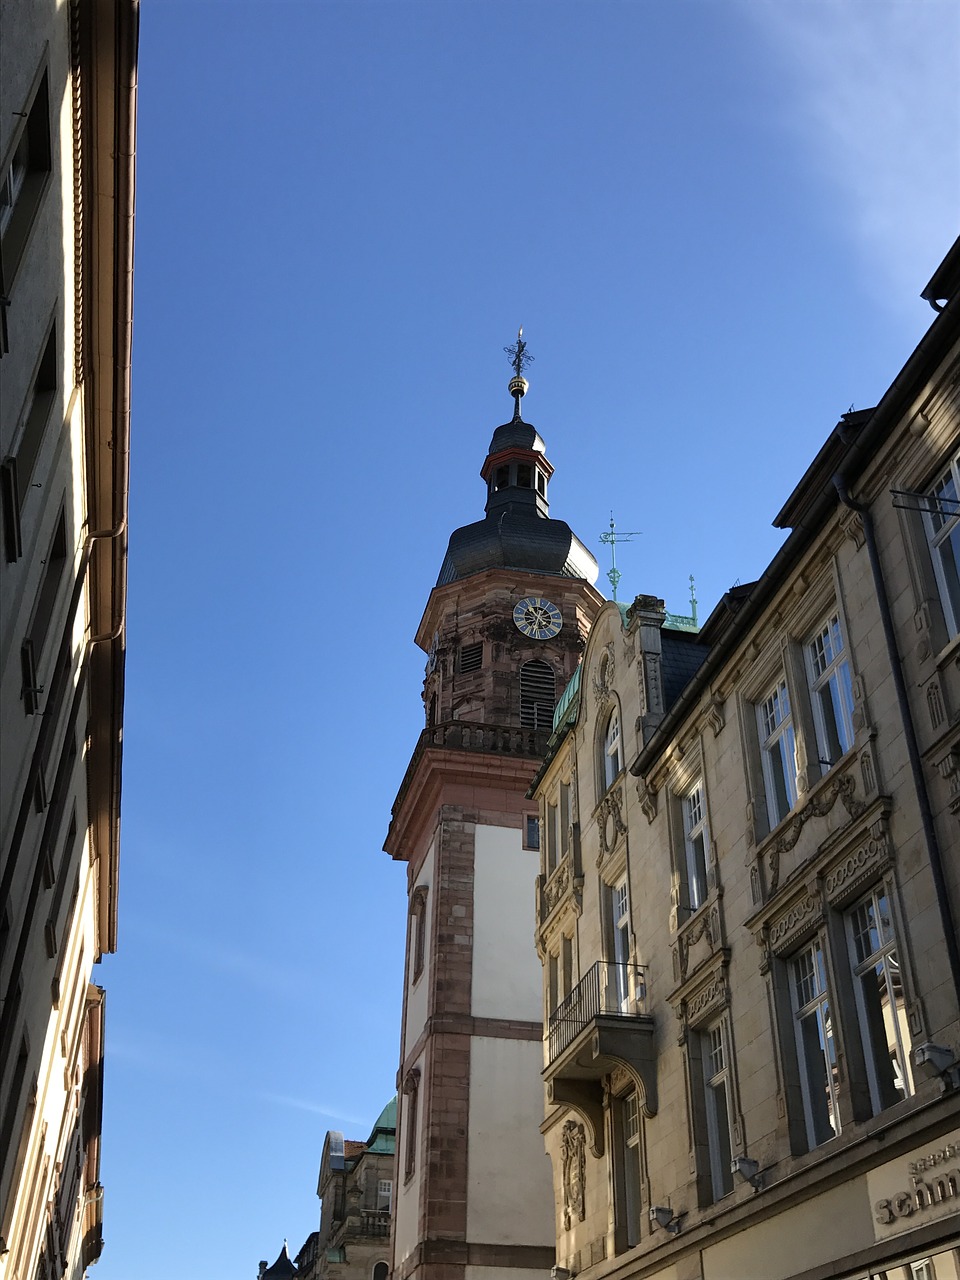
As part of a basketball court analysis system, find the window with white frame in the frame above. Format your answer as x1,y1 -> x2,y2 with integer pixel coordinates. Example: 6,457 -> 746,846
602,707 -> 623,790
604,877 -> 631,1013
376,1179 -> 392,1212
791,941 -> 840,1148
616,1089 -> 642,1248
807,613 -> 855,768
701,1022 -> 734,1201
758,678 -> 798,827
682,779 -> 709,911
924,451 -> 960,638
846,887 -> 914,1112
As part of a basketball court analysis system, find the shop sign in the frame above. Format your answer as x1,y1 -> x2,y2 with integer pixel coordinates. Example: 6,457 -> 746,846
867,1132 -> 960,1241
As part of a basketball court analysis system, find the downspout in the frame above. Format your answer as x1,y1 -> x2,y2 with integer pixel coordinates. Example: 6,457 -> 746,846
832,474 -> 960,1011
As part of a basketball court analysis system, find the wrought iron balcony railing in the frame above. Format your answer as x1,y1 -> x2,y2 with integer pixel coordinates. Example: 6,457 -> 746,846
547,961 -> 647,1064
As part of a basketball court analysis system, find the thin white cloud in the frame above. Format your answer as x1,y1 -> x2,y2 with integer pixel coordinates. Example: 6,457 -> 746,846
258,1093 -> 368,1126
742,0 -> 959,308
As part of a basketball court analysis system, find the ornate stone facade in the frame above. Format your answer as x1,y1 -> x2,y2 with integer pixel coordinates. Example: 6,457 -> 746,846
534,241 -> 960,1280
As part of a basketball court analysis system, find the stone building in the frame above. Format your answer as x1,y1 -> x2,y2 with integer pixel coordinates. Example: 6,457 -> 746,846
312,1099 -> 397,1280
531,237 -> 960,1280
0,1 -> 137,1276
384,350 -> 605,1280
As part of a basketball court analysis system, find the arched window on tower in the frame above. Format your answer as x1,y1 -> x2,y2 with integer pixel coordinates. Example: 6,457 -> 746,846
520,660 -> 556,730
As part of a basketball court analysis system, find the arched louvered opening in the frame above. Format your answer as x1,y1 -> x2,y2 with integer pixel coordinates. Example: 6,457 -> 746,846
520,659 -> 556,730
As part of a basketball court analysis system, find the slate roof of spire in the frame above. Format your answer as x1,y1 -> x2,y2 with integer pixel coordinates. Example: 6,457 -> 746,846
263,1243 -> 298,1278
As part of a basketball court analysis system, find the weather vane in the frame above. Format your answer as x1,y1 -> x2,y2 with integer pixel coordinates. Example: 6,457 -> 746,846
504,327 -> 534,379
599,514 -> 642,601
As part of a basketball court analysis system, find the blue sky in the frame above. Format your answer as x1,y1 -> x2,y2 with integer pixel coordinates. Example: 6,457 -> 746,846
95,3 -> 958,1277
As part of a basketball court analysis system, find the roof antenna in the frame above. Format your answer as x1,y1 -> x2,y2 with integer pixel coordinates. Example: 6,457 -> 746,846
503,327 -> 534,420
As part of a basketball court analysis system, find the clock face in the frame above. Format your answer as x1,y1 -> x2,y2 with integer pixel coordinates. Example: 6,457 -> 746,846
513,597 -> 563,640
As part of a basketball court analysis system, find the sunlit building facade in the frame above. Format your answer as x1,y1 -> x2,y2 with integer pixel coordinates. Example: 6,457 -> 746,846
0,0 -> 137,1275
531,239 -> 960,1280
384,359 -> 605,1280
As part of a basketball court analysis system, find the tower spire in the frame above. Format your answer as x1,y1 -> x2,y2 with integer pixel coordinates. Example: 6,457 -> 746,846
503,327 -> 534,420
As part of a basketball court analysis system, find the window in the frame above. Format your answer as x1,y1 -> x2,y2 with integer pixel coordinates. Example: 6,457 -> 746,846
807,614 -> 855,768
547,935 -> 575,1016
701,1023 -> 734,1201
21,508 -> 67,712
0,70 -> 52,287
792,941 -> 840,1148
605,877 -> 631,1012
924,452 -> 960,638
409,886 -> 428,983
758,678 -> 797,827
559,781 -> 571,860
544,800 -> 559,874
614,1090 -> 642,1248
376,1179 -> 392,1212
517,463 -> 532,488
847,888 -> 914,1112
682,780 -> 709,911
602,707 -> 623,790
373,1264 -> 389,1280
524,813 -> 540,851
402,1069 -> 420,1180
458,642 -> 482,673
2,325 -> 56,560
520,659 -> 555,730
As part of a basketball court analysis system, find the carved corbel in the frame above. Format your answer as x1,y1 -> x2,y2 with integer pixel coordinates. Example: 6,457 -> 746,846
548,1079 -> 605,1158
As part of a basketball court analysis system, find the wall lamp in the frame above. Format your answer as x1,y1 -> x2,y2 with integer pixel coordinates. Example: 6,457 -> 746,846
914,1042 -> 960,1092
649,1206 -> 683,1235
730,1156 -> 763,1190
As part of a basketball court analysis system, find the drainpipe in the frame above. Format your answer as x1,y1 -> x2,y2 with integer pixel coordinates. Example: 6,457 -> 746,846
832,474 -> 960,1011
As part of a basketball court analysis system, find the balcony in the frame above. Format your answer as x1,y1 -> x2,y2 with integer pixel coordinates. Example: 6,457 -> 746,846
391,721 -> 550,826
544,961 -> 657,1156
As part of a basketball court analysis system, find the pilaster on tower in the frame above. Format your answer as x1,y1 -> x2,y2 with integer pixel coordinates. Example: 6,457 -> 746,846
385,342 -> 603,1280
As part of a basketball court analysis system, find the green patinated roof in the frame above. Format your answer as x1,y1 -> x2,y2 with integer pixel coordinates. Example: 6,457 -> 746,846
366,1096 -> 397,1154
552,663 -> 581,733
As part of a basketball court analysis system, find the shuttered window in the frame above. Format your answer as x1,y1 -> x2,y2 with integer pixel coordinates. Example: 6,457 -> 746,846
459,642 -> 483,673
520,659 -> 556,729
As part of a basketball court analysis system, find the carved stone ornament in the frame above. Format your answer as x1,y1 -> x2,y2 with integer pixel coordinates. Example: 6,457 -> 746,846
936,748 -> 960,819
768,771 -> 866,894
560,1119 -> 587,1230
596,786 -> 627,862
822,816 -> 894,904
679,969 -> 728,1032
636,777 -> 658,824
763,890 -> 820,959
542,860 -> 572,919
677,908 -> 715,981
592,643 -> 615,706
704,694 -> 726,738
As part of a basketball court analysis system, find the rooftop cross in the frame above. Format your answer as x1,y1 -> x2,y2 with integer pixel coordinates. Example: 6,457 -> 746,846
504,328 -> 534,418
504,327 -> 534,379
599,514 -> 642,601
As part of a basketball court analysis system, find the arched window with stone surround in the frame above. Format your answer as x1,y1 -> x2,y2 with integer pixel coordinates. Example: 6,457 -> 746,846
520,659 -> 556,730
409,885 -> 428,982
601,705 -> 623,791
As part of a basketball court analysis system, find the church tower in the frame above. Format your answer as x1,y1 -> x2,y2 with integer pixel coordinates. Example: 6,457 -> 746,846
385,338 -> 603,1280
